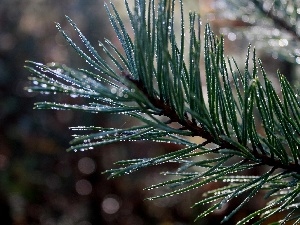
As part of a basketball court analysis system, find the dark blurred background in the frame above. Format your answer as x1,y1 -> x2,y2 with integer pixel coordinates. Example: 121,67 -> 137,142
0,0 -> 298,225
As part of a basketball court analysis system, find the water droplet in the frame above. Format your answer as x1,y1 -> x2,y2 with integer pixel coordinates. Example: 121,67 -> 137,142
70,94 -> 78,98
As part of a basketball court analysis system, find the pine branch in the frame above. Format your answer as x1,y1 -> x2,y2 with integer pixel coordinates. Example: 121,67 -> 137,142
26,0 -> 300,223
126,70 -> 300,174
250,0 -> 300,42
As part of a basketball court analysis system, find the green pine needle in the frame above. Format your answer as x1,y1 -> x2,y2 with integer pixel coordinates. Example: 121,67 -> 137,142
26,0 -> 300,223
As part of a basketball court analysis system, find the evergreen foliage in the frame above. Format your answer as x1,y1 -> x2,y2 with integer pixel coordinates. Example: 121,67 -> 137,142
26,0 -> 300,223
222,0 -> 300,64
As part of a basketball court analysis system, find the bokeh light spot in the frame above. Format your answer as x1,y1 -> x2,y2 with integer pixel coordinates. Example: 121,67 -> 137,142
228,32 -> 236,41
101,196 -> 120,214
278,39 -> 288,47
78,157 -> 96,175
75,179 -> 92,196
0,154 -> 8,170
